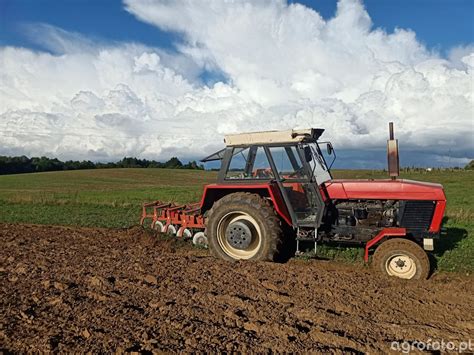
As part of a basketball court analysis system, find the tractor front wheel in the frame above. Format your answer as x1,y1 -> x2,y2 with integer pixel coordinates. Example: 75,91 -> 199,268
206,193 -> 282,261
373,238 -> 430,280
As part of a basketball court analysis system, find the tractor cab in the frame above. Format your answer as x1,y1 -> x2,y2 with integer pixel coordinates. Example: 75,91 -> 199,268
201,128 -> 335,229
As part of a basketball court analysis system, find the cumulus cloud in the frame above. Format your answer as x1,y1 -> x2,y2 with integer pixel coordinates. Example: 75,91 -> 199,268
0,0 -> 472,165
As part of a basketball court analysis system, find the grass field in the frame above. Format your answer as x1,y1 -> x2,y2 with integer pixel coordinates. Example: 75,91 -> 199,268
0,168 -> 472,273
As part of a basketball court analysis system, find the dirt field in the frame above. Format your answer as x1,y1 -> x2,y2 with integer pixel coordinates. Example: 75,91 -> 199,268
1,224 -> 473,353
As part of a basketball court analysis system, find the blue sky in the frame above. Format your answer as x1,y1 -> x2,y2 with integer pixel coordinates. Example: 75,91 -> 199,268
0,0 -> 472,167
1,0 -> 473,55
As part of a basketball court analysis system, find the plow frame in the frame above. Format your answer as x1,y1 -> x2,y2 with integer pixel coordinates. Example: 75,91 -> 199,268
140,201 -> 206,236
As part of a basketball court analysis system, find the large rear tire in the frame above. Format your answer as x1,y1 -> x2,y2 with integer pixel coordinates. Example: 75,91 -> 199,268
373,238 -> 430,280
207,192 -> 282,261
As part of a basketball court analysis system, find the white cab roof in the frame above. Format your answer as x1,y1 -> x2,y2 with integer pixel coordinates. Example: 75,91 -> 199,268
224,128 -> 323,146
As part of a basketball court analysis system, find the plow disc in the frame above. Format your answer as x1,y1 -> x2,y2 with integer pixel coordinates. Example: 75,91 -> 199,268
140,201 -> 207,246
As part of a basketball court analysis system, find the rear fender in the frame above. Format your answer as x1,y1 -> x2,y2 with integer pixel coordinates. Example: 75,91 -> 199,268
200,184 -> 293,226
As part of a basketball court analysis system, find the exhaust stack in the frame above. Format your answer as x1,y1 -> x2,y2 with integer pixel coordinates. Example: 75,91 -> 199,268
387,122 -> 400,180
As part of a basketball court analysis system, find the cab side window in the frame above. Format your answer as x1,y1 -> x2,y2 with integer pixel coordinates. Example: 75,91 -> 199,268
269,146 -> 308,180
225,146 -> 274,179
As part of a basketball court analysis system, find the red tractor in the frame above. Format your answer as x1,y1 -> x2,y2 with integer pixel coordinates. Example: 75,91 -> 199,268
141,123 -> 446,280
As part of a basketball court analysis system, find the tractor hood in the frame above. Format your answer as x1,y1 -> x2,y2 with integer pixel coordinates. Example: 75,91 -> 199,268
323,179 -> 446,201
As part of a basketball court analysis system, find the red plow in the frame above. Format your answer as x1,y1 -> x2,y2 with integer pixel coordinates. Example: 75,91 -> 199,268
140,201 -> 208,245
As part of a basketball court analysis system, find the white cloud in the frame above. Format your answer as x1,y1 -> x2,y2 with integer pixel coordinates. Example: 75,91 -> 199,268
448,44 -> 474,70
0,0 -> 473,165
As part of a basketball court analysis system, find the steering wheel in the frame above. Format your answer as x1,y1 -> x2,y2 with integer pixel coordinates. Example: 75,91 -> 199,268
288,167 -> 304,178
253,168 -> 272,178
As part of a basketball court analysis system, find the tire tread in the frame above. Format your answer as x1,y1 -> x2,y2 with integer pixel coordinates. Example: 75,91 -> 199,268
206,192 -> 282,261
372,238 -> 430,279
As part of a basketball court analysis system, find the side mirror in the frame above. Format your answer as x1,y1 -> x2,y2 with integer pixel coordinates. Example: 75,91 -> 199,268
326,143 -> 333,155
304,146 -> 313,162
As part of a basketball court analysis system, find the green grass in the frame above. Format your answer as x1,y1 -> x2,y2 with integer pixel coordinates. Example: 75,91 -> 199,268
0,169 -> 215,228
0,168 -> 472,273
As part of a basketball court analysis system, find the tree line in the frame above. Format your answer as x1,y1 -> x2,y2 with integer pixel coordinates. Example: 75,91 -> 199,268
0,156 -> 203,175
398,161 -> 474,171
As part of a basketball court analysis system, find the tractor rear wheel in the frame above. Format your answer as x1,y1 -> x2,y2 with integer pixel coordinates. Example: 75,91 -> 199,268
207,192 -> 282,261
373,238 -> 430,280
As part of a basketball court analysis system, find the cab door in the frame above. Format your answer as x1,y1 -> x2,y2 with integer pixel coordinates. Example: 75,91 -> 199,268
265,145 -> 324,228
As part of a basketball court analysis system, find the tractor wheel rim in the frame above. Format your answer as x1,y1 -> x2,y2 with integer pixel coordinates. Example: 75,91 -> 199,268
217,211 -> 261,259
225,221 -> 253,250
385,254 -> 417,279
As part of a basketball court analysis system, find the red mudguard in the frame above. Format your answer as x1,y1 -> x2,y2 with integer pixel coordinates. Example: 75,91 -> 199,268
364,228 -> 406,262
200,183 -> 293,226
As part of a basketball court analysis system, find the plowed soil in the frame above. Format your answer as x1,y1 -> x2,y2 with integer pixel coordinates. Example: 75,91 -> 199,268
1,224 -> 473,353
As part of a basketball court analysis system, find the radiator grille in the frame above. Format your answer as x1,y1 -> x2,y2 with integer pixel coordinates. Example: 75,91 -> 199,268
400,200 -> 435,231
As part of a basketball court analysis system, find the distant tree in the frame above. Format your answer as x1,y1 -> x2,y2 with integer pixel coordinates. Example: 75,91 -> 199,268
79,160 -> 96,170
64,160 -> 79,170
164,157 -> 183,168
0,155 -> 34,174
30,156 -> 63,172
147,161 -> 164,168
182,160 -> 204,170
117,157 -> 141,168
